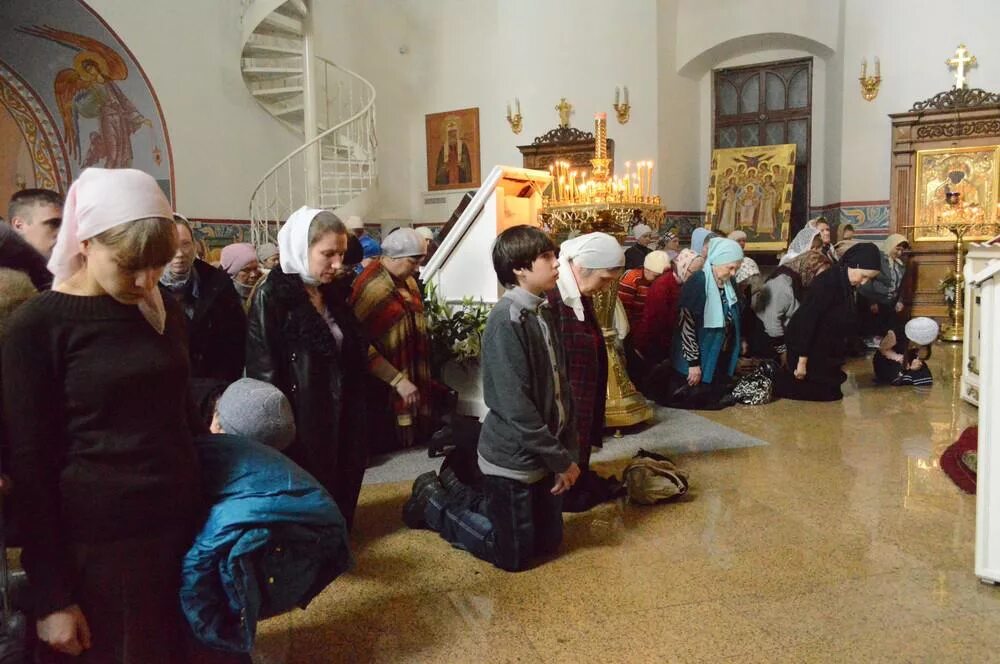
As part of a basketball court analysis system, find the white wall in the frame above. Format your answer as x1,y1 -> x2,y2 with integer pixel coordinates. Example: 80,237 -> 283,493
675,0 -> 839,73
86,0 -> 298,219
839,0 -> 1000,202
84,0 -> 1000,222
657,0 -> 702,212
399,0 -> 660,223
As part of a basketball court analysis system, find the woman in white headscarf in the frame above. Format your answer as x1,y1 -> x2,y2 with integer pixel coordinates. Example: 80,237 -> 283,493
247,206 -> 388,529
779,224 -> 823,266
546,232 -> 624,510
1,168 -> 215,660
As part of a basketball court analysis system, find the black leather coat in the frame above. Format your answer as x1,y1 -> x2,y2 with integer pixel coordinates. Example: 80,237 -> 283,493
245,268 -> 369,525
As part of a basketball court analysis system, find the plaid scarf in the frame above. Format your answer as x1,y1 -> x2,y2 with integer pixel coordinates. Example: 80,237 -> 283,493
351,261 -> 432,435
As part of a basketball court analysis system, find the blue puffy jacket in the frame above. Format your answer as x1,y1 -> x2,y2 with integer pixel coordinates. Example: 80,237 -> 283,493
181,434 -> 353,653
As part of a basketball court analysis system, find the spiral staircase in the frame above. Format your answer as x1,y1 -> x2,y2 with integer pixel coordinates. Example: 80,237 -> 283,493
240,0 -> 377,245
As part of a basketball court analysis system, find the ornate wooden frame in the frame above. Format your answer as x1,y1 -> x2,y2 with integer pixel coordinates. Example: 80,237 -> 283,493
517,126 -> 615,180
890,87 -> 1000,318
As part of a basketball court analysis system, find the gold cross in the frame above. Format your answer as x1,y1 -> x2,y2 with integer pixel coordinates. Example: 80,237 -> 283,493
946,44 -> 977,90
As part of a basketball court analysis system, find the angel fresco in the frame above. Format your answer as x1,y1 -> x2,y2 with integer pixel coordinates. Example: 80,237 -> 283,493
17,25 -> 160,168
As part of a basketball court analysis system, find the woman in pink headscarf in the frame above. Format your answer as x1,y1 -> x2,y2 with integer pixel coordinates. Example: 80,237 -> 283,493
1,169 -> 215,662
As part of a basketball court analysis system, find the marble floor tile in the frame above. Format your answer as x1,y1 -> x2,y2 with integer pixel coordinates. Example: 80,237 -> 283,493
253,344 -> 1000,663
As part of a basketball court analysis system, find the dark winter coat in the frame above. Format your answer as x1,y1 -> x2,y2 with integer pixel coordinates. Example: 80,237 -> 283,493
245,267 -> 369,525
0,223 -> 51,290
186,259 -> 247,382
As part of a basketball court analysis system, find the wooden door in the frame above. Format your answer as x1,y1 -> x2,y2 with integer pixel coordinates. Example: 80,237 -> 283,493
714,58 -> 812,233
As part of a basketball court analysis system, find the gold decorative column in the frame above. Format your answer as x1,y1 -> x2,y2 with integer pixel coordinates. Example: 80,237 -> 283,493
592,282 -> 654,429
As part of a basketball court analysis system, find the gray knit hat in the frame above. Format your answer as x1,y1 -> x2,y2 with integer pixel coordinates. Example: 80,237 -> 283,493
216,378 -> 296,450
381,228 -> 426,258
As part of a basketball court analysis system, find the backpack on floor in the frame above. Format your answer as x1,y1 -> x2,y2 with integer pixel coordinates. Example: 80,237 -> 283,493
622,449 -> 690,505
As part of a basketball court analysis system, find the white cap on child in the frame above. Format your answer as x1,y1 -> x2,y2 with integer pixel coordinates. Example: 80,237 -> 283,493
904,317 -> 940,346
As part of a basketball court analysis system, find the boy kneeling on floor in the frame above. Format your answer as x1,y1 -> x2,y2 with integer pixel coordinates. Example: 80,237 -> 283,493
402,225 -> 580,571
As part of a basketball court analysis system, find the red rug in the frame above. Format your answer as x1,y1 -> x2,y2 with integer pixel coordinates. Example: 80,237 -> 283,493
940,426 -> 977,494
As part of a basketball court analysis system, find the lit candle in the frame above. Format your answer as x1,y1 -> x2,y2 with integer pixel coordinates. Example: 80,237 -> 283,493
558,176 -> 564,202
637,162 -> 644,198
647,161 -> 654,198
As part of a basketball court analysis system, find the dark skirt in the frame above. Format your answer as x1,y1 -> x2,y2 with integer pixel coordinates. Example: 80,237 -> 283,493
644,367 -> 736,411
773,356 -> 847,402
37,529 -> 247,664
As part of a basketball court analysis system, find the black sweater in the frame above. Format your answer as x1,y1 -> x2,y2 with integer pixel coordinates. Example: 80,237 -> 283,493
1,290 -> 202,615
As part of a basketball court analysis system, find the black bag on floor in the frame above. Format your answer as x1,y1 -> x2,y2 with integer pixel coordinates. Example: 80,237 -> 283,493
730,366 -> 775,405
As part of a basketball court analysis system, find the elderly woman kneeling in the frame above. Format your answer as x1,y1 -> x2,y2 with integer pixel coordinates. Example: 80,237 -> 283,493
657,238 -> 744,410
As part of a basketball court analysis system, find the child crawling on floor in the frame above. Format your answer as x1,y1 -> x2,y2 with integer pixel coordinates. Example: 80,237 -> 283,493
873,316 -> 939,387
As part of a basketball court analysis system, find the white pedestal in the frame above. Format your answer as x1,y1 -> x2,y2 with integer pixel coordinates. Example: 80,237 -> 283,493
962,245 -> 1000,406
973,259 -> 1000,583
442,360 -> 487,419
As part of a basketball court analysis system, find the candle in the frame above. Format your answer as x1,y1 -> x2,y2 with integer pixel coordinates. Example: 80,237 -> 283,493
615,87 -> 620,105
515,97 -> 521,114
861,58 -> 867,78
874,57 -> 880,77
506,102 -> 511,118
647,161 -> 654,198
637,162 -> 644,198
624,86 -> 629,105
558,176 -> 564,202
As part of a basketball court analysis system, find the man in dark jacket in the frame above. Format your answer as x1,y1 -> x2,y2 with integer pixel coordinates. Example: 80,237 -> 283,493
160,215 -> 247,388
1,188 -> 64,290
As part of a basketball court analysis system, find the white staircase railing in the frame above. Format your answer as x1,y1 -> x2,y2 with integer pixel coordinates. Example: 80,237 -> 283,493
240,0 -> 377,246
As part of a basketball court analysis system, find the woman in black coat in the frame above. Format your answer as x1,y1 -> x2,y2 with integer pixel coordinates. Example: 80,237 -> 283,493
246,208 -> 373,529
775,242 -> 882,402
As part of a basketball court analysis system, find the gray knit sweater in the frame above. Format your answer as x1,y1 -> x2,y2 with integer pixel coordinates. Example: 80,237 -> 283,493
478,287 -> 578,480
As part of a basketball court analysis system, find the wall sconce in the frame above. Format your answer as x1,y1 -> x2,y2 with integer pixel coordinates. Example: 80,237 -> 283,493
506,98 -> 522,134
859,57 -> 881,101
613,85 -> 630,124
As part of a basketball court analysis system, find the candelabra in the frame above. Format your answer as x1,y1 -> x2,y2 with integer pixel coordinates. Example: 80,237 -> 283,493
859,56 -> 881,101
505,98 -> 522,134
613,85 -> 631,124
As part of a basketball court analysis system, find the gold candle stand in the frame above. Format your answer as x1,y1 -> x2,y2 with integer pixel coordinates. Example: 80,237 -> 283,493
905,215 -> 1000,343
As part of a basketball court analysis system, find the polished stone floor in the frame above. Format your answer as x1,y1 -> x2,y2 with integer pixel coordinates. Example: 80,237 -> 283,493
255,343 -> 999,663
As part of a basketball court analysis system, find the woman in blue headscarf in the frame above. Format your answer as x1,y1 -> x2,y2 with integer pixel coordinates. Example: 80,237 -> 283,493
654,238 -> 744,409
